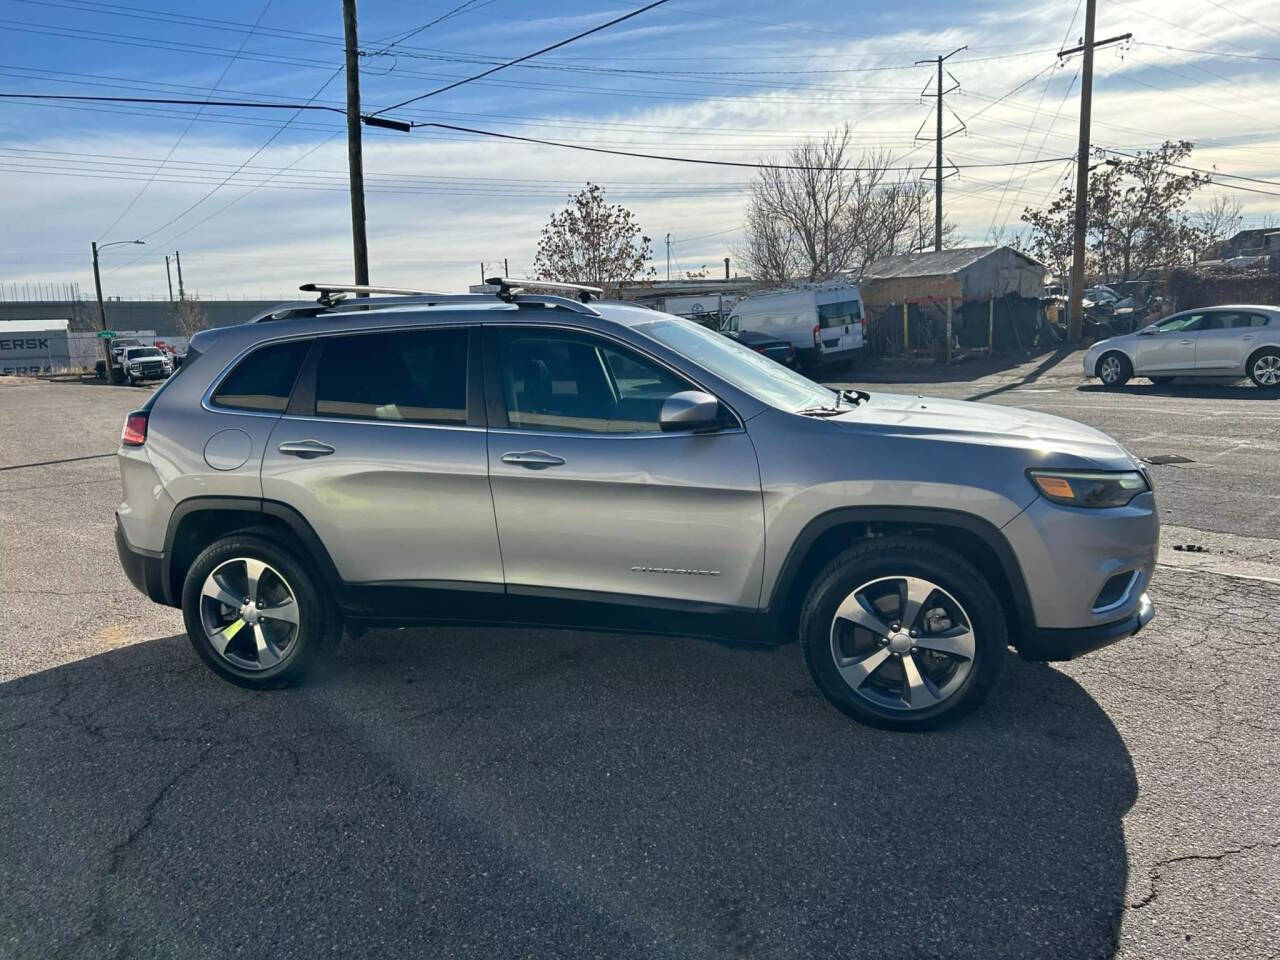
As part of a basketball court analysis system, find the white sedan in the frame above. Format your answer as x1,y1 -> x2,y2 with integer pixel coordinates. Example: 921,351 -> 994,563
1084,304 -> 1280,389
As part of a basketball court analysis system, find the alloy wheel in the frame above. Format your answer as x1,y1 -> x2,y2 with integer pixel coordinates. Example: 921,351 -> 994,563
829,576 -> 976,712
1253,354 -> 1280,386
198,557 -> 300,671
1099,355 -> 1123,384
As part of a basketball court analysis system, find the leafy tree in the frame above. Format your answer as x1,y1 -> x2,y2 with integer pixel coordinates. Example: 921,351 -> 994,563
533,183 -> 655,294
1020,140 -> 1209,284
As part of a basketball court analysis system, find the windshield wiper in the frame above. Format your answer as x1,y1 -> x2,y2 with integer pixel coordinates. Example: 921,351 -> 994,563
838,389 -> 870,406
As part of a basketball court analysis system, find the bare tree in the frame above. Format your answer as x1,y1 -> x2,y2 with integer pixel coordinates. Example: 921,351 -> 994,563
1193,195 -> 1244,260
742,127 -> 956,284
173,297 -> 209,338
533,183 -> 655,294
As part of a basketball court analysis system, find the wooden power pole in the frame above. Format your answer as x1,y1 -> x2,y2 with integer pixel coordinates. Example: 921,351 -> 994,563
343,0 -> 370,288
1064,0 -> 1132,340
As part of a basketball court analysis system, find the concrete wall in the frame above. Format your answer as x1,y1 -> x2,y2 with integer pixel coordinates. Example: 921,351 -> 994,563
0,300 -> 280,336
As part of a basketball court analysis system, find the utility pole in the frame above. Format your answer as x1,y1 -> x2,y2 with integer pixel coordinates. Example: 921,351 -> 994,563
164,254 -> 174,302
1063,11 -> 1132,340
343,0 -> 370,289
91,239 -> 143,380
666,233 -> 671,281
915,46 -> 966,252
174,250 -> 185,300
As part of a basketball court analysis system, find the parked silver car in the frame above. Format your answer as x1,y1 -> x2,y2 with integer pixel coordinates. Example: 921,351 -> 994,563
1084,304 -> 1280,388
115,283 -> 1157,729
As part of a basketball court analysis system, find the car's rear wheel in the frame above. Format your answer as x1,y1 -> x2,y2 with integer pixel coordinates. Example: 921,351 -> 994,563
799,537 -> 1007,730
1097,352 -> 1131,388
181,534 -> 339,689
1249,348 -> 1280,389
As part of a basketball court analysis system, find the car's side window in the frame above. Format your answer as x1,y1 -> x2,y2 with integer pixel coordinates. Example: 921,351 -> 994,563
212,339 -> 311,413
313,328 -> 468,424
495,328 -> 693,434
1210,312 -> 1268,330
1156,314 -> 1205,334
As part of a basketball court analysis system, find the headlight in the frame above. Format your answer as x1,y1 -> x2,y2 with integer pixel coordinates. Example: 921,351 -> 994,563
1028,469 -> 1149,508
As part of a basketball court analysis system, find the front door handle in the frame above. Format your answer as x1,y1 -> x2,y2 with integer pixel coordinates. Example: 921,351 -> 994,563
501,450 -> 565,469
1179,339 -> 1193,344
278,439 -> 335,459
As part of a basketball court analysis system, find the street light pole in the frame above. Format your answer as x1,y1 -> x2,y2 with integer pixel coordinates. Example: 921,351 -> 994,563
91,239 -> 144,381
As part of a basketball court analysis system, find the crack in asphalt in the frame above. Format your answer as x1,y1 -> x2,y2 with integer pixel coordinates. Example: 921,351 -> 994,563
1126,841 -> 1280,912
68,743 -> 219,960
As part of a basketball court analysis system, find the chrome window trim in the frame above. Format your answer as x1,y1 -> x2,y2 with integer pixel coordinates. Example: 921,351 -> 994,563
274,412 -> 485,434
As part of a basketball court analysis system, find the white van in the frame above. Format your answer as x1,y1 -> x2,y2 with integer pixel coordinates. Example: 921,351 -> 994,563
723,283 -> 864,371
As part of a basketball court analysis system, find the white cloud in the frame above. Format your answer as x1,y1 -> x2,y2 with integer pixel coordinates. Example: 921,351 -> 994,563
2,0 -> 1277,297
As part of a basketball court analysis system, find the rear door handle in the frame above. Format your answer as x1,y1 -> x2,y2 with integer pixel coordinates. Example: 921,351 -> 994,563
501,450 -> 565,469
1179,339 -> 1193,344
278,439 -> 335,458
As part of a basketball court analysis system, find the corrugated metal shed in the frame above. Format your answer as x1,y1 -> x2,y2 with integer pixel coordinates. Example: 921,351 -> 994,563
861,245 -> 1046,304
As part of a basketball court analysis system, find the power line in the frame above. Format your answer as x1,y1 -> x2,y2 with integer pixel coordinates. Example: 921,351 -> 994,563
372,0 -> 674,115
406,120 -> 1076,170
1134,41 -> 1280,63
93,0 -> 273,242
1198,0 -> 1280,40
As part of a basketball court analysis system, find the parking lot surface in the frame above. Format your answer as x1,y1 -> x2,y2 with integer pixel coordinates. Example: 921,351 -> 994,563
1,364 -> 1277,959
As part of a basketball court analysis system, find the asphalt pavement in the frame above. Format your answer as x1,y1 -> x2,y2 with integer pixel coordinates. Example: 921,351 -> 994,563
0,363 -> 1277,960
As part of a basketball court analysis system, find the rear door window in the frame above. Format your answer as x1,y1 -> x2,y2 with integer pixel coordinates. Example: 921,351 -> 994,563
817,300 -> 862,328
313,328 -> 468,424
212,339 -> 310,413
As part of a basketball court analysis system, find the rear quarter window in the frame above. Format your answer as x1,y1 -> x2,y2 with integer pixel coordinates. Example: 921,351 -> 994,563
211,340 -> 310,413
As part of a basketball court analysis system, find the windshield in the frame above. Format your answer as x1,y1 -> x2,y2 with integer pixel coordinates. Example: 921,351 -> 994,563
127,347 -> 163,358
634,316 -> 839,413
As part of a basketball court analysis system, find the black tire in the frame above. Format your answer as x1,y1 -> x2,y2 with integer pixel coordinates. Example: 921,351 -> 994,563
181,534 -> 339,689
799,537 -> 1007,730
1149,376 -> 1174,385
1247,347 -> 1280,389
1096,351 -> 1132,388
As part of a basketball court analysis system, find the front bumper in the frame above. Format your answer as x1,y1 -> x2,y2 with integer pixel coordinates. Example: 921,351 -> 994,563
115,514 -> 167,604
1018,592 -> 1154,661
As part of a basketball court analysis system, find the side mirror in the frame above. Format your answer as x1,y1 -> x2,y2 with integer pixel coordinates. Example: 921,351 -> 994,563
1138,325 -> 1158,336
659,390 -> 723,433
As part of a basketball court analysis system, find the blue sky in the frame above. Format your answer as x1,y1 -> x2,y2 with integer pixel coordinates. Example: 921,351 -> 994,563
1,0 -> 1278,297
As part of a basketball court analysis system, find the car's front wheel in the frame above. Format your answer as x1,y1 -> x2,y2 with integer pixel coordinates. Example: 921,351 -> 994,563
1097,352 -> 1132,388
1249,348 -> 1280,389
181,534 -> 339,688
799,537 -> 1007,730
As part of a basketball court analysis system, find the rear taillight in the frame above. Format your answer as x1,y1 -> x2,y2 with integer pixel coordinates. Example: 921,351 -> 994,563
860,315 -> 866,335
121,411 -> 148,447
813,324 -> 821,347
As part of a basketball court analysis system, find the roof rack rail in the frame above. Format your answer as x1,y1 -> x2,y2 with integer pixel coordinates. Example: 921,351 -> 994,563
246,283 -> 602,323
299,282 -> 446,305
484,277 -> 603,303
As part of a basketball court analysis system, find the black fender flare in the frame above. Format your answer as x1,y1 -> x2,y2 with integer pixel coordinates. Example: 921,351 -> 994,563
161,496 -> 343,605
765,506 -> 1035,630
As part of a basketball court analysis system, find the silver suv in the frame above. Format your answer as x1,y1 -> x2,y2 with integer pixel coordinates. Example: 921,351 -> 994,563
115,283 -> 1157,729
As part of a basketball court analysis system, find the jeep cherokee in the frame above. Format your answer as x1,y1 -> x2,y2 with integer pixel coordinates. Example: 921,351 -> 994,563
115,284 -> 1157,729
